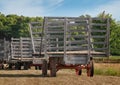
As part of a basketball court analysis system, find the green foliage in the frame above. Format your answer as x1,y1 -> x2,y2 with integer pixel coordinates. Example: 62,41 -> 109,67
110,20 -> 120,55
0,12 -> 120,55
97,11 -> 120,55
0,13 -> 43,38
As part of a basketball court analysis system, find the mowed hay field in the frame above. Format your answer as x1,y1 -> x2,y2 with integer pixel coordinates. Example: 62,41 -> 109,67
0,63 -> 120,85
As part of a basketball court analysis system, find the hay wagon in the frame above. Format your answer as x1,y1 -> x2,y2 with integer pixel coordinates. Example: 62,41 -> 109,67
29,17 -> 110,77
0,17 -> 110,77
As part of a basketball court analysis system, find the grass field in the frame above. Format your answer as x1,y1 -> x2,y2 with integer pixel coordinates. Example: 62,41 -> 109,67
109,56 -> 120,59
0,63 -> 120,85
94,63 -> 120,76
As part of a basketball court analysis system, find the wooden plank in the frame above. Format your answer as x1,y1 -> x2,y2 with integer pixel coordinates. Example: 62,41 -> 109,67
66,35 -> 88,38
21,48 -> 32,50
66,46 -> 88,50
91,42 -> 106,44
92,48 -> 107,50
47,46 -> 64,50
47,30 -> 64,33
32,32 -> 42,35
11,57 -> 45,60
92,18 -> 107,21
32,51 -> 106,55
49,41 -> 64,44
91,29 -> 106,32
31,26 -> 43,30
92,36 -> 106,38
92,23 -> 106,26
67,29 -> 87,32
46,35 -> 64,38
67,17 -> 89,20
47,29 -> 64,31
20,38 -> 31,40
47,20 -> 64,24
47,25 -> 64,28
66,40 -> 88,44
68,23 -> 88,26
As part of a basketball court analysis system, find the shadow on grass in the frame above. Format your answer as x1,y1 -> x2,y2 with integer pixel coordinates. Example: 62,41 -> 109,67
0,74 -> 50,77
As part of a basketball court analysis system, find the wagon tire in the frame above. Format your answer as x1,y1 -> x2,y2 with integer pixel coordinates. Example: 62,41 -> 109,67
24,62 -> 28,70
42,60 -> 48,76
50,57 -> 56,77
87,60 -> 94,77
78,69 -> 82,75
76,69 -> 82,75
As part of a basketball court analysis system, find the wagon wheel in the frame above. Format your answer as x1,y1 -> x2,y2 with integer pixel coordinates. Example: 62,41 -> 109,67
42,60 -> 48,76
76,69 -> 82,75
24,62 -> 28,70
50,57 -> 57,77
15,62 -> 21,70
35,66 -> 38,70
8,63 -> 12,69
87,60 -> 94,77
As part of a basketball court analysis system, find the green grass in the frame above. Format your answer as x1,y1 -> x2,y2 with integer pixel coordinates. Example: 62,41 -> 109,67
94,68 -> 120,76
109,56 -> 120,60
94,56 -> 120,62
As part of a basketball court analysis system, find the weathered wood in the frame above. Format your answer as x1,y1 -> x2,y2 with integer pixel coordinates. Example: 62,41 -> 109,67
91,30 -> 106,32
106,18 -> 110,57
67,23 -> 88,26
47,25 -> 64,28
92,23 -> 106,26
67,29 -> 87,32
66,35 -> 88,38
47,30 -> 64,33
66,40 -> 87,44
91,42 -> 106,44
92,36 -> 105,38
8,17 -> 110,64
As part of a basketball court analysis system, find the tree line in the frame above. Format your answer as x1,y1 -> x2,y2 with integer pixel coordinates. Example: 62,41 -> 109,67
0,12 -> 120,55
